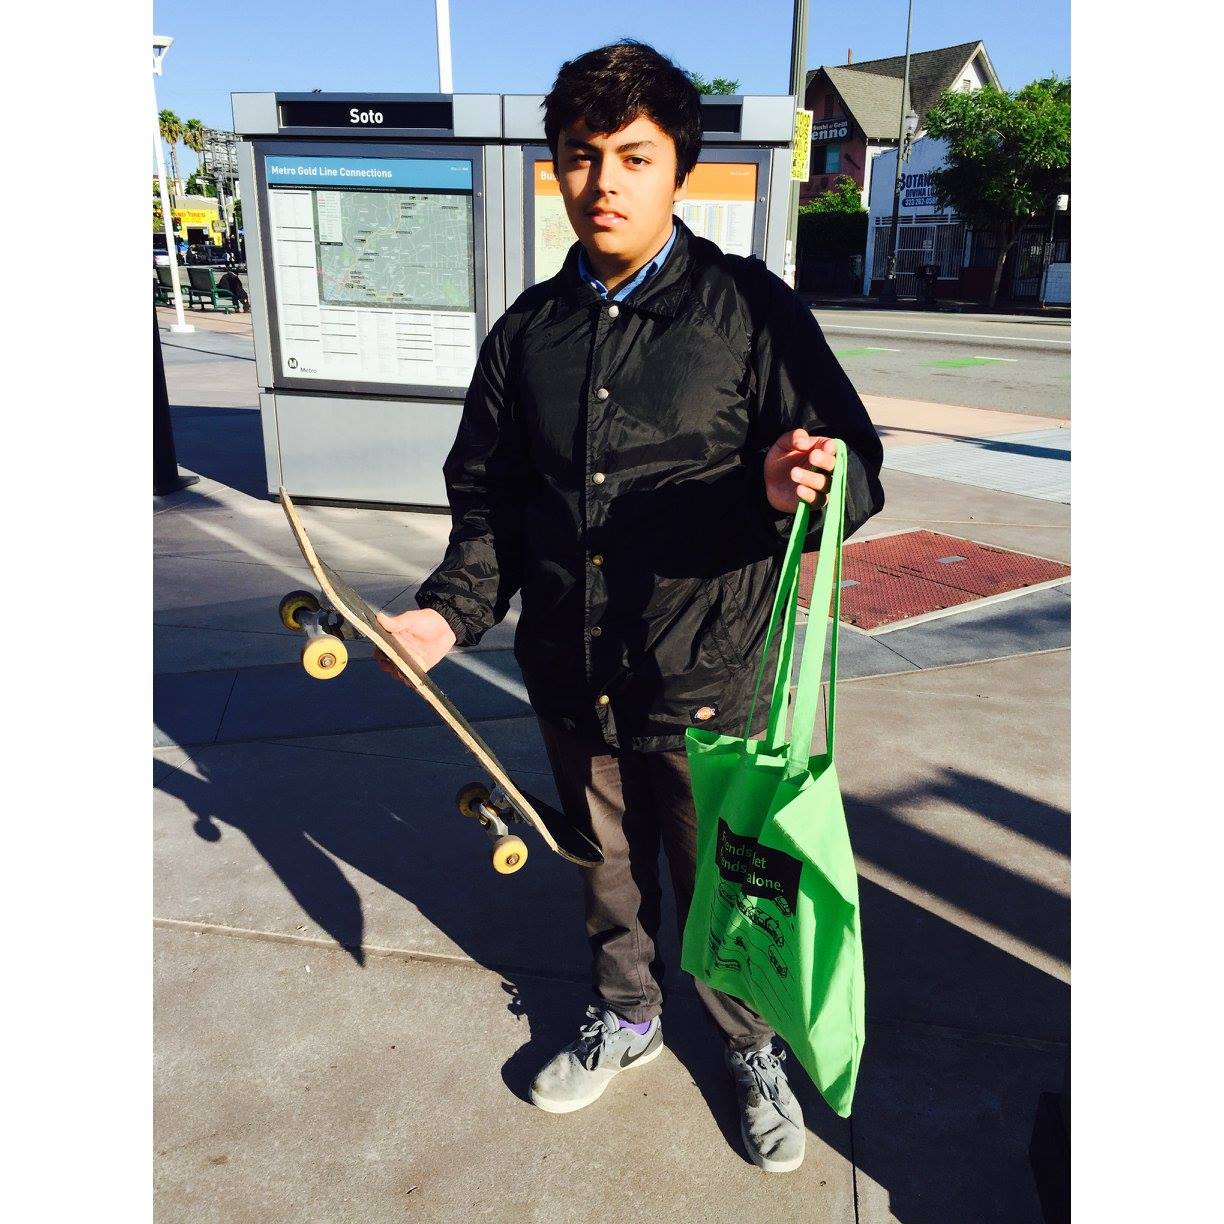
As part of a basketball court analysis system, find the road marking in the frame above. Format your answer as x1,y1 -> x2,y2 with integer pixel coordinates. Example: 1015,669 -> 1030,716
925,357 -> 1008,368
834,345 -> 903,357
972,355 -> 1018,362
819,323 -> 1070,346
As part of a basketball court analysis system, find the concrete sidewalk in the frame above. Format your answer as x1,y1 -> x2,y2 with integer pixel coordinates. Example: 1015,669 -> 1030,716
154,318 -> 1069,1222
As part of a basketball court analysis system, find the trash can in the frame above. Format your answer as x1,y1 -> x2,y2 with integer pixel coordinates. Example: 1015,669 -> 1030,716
919,262 -> 939,305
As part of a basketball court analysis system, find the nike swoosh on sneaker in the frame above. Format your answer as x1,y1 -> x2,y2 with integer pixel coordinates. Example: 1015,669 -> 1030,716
618,1028 -> 661,1068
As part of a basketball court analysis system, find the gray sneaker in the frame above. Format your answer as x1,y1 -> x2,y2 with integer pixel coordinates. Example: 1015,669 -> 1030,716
529,1004 -> 663,1114
725,1042 -> 806,1173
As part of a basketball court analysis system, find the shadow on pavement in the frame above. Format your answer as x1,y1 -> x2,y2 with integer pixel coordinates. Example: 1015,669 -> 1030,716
168,404 -> 268,500
157,740 -> 1067,1220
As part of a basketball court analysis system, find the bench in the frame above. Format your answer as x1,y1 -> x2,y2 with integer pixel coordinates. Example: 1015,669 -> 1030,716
185,266 -> 239,314
154,264 -> 182,305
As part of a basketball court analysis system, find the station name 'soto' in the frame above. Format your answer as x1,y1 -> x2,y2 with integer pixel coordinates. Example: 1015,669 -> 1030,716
350,108 -> 383,125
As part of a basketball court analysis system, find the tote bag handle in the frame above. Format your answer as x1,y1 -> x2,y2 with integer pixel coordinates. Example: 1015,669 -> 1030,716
738,505 -> 803,751
787,440 -> 847,770
740,439 -> 848,765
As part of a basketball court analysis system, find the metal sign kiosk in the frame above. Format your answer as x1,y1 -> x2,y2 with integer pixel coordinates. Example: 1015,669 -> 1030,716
501,94 -> 797,296
233,92 -> 503,506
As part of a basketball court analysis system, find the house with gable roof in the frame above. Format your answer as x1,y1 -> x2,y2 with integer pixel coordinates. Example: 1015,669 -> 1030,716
800,39 -> 1002,207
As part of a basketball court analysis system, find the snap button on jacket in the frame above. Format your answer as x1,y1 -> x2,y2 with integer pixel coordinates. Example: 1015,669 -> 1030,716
416,219 -> 885,751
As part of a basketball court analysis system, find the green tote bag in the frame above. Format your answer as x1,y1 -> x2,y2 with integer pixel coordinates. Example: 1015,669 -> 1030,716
680,439 -> 865,1117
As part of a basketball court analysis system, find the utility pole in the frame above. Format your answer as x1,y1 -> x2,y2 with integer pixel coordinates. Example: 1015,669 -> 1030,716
783,0 -> 811,288
879,0 -> 916,304
213,169 -> 229,257
435,0 -> 453,93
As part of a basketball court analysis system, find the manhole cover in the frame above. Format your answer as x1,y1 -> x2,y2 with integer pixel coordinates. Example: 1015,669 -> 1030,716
799,530 -> 1070,631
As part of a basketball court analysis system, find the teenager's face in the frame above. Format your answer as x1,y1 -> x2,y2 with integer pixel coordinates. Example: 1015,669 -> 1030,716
556,113 -> 688,267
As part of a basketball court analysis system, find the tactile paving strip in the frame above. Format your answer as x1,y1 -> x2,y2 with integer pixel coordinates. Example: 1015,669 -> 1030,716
798,530 -> 1070,631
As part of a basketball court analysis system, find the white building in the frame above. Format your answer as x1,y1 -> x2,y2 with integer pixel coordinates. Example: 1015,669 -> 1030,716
865,135 -> 1071,304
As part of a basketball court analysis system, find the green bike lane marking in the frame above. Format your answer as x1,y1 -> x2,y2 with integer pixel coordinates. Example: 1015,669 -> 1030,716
830,348 -> 1030,370
925,355 -> 1020,368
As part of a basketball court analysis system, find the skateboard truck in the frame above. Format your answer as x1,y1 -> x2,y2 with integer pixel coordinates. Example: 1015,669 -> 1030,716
456,782 -> 530,874
279,590 -> 354,679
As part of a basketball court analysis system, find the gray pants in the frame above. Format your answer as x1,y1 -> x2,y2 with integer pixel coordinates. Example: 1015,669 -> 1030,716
536,716 -> 774,1053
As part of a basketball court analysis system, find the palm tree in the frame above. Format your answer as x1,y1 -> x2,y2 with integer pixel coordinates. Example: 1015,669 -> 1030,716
158,109 -> 183,196
183,118 -> 206,180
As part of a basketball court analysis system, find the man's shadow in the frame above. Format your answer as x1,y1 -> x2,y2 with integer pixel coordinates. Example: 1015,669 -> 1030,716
158,735 -> 1067,1215
157,741 -> 592,976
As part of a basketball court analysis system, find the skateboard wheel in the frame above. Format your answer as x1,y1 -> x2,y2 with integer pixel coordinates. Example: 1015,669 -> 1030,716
279,590 -> 320,632
491,835 -> 528,874
456,782 -> 491,819
301,635 -> 349,679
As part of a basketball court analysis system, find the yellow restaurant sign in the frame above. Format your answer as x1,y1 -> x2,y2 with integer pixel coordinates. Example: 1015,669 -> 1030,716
172,207 -> 219,227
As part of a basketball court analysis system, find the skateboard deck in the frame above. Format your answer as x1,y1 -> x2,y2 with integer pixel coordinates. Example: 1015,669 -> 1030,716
278,487 -> 602,874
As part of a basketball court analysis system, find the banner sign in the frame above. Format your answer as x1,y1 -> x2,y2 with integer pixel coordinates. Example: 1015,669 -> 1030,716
265,156 -> 472,191
277,100 -> 453,131
900,170 -> 939,209
791,109 -> 813,182
811,117 -> 850,143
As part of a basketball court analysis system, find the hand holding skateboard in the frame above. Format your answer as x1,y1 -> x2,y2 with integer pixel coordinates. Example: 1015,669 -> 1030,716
373,608 -> 456,680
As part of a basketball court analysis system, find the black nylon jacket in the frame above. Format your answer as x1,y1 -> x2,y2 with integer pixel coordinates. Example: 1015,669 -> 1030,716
416,218 -> 884,751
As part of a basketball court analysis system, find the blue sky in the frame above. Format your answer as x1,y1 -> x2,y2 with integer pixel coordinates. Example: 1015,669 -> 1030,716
153,0 -> 1069,174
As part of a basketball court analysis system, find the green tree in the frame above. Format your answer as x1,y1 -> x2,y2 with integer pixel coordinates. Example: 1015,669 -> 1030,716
184,170 -> 216,197
796,176 -> 867,275
803,174 -> 865,214
687,72 -> 740,95
923,75 -> 1070,307
158,109 -> 184,196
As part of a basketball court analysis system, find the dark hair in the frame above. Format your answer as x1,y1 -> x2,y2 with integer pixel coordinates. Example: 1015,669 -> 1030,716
542,40 -> 702,188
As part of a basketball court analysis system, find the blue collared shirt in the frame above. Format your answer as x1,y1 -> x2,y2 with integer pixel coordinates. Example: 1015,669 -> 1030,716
577,220 -> 678,302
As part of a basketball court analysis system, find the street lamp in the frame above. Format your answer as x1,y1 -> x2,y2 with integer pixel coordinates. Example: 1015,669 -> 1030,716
879,0 -> 917,305
880,108 -> 919,302
153,34 -> 193,333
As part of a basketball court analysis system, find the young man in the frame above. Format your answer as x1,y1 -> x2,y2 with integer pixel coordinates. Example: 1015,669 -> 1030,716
376,41 -> 884,1174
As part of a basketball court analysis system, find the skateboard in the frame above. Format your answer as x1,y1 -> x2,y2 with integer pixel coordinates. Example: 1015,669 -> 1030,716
277,487 -> 603,876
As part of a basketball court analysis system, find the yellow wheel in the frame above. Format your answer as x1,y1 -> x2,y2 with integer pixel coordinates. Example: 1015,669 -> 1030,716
491,835 -> 528,874
456,782 -> 491,819
279,589 -> 320,632
301,635 -> 349,679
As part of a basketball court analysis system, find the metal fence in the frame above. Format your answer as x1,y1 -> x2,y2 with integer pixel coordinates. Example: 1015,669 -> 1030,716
1008,228 -> 1050,300
870,219 -> 965,298
966,227 -> 1070,300
871,220 -> 1070,301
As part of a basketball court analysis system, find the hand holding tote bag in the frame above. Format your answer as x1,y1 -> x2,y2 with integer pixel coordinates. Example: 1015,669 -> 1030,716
680,439 -> 864,1117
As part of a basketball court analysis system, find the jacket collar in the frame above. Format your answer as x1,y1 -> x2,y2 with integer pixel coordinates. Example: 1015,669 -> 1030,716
554,216 -> 697,321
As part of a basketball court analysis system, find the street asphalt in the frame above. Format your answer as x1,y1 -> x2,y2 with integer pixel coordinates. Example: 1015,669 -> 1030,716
813,310 -> 1071,418
153,304 -> 1070,1222
160,270 -> 1071,419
